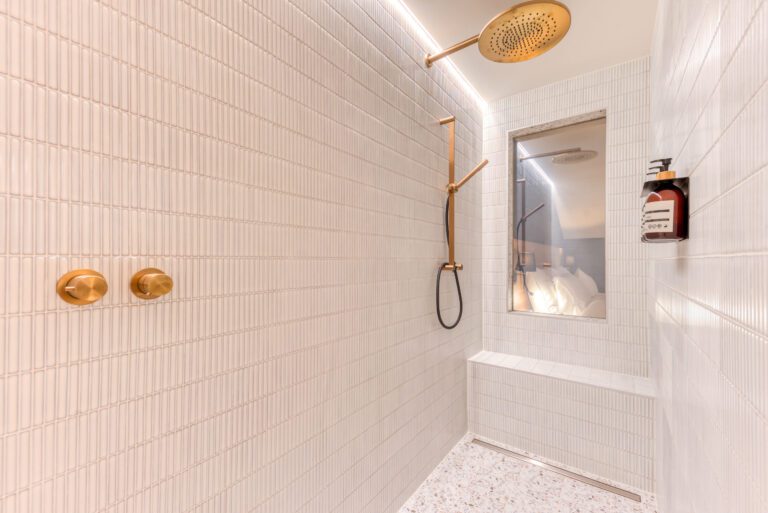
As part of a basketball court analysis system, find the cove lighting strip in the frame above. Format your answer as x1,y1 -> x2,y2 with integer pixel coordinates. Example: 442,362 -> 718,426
517,144 -> 555,189
386,0 -> 487,110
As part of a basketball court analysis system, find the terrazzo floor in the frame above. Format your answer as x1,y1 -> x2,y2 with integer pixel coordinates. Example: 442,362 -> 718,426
399,437 -> 657,513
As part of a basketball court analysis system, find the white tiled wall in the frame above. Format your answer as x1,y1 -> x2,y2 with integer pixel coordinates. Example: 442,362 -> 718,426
468,352 -> 655,492
0,1 -> 484,512
650,1 -> 768,512
471,59 -> 654,493
482,58 -> 651,376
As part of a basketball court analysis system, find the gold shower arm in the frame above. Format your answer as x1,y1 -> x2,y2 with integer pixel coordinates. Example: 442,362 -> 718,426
425,34 -> 480,67
450,159 -> 489,192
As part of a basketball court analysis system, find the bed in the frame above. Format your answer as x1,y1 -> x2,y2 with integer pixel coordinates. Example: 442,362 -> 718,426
522,266 -> 605,318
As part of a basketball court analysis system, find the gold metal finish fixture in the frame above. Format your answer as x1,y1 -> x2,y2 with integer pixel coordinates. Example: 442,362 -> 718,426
450,159 -> 490,192
441,116 -> 457,267
56,269 -> 108,305
425,35 -> 479,67
440,116 -> 490,270
425,1 -> 571,67
130,268 -> 174,300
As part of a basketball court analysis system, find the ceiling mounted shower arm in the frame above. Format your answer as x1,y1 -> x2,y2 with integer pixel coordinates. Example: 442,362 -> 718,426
425,34 -> 480,67
423,1 -> 571,68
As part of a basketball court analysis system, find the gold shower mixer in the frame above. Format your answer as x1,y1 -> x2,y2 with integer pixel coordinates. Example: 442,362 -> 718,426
439,116 -> 489,271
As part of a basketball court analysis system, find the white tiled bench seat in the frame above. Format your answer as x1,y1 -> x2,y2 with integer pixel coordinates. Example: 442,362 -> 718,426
468,351 -> 655,492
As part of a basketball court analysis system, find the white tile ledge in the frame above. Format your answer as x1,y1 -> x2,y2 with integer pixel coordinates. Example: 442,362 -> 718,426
469,350 -> 655,398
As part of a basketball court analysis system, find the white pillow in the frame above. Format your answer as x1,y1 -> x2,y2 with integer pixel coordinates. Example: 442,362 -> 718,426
575,268 -> 599,297
581,296 -> 606,318
524,270 -> 559,314
553,273 -> 592,315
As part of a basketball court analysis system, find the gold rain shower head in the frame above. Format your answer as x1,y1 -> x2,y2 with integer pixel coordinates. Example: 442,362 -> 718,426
424,1 -> 571,67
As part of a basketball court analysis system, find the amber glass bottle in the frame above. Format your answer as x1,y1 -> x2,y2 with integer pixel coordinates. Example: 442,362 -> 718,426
642,159 -> 688,242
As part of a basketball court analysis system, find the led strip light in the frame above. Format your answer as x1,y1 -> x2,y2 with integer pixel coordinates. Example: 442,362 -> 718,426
386,0 -> 487,110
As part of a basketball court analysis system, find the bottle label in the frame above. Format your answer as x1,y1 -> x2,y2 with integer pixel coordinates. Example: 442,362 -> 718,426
642,200 -> 675,234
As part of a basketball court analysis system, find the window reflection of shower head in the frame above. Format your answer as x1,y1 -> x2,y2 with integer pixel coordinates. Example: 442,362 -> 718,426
517,146 -> 560,189
519,147 -> 581,161
552,149 -> 597,164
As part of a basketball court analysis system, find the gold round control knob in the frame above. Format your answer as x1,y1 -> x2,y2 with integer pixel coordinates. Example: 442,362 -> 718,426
130,268 -> 173,300
56,269 -> 109,305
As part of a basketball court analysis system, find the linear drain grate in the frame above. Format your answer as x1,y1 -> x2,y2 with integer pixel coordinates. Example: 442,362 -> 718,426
471,439 -> 642,503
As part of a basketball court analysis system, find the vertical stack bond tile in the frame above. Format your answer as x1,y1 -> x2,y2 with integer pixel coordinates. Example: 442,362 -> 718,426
468,353 -> 655,492
651,1 -> 768,512
475,59 -> 654,493
0,1 -> 484,513
482,58 -> 650,377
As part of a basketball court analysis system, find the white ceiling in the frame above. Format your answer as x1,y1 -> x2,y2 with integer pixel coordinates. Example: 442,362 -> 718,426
405,0 -> 657,101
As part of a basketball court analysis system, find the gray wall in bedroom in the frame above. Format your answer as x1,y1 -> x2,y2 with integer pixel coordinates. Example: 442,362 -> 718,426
513,158 -> 562,248
561,238 -> 606,292
514,161 -> 605,292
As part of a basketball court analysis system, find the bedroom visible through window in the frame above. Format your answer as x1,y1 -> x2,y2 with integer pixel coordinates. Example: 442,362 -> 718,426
509,114 -> 607,319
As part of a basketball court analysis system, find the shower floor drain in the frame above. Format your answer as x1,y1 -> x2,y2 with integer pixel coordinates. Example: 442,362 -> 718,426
472,439 -> 642,502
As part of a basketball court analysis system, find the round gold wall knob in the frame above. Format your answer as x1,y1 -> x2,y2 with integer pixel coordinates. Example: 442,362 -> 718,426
131,268 -> 173,300
57,269 -> 109,305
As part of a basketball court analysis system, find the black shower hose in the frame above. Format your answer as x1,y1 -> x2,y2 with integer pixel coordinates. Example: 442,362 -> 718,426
436,198 -> 463,329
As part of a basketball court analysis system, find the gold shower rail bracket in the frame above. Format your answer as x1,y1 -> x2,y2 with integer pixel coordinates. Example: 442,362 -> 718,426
439,115 -> 489,270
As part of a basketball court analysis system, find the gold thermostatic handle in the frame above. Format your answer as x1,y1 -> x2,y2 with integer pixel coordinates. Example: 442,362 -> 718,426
131,268 -> 173,299
56,269 -> 108,305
